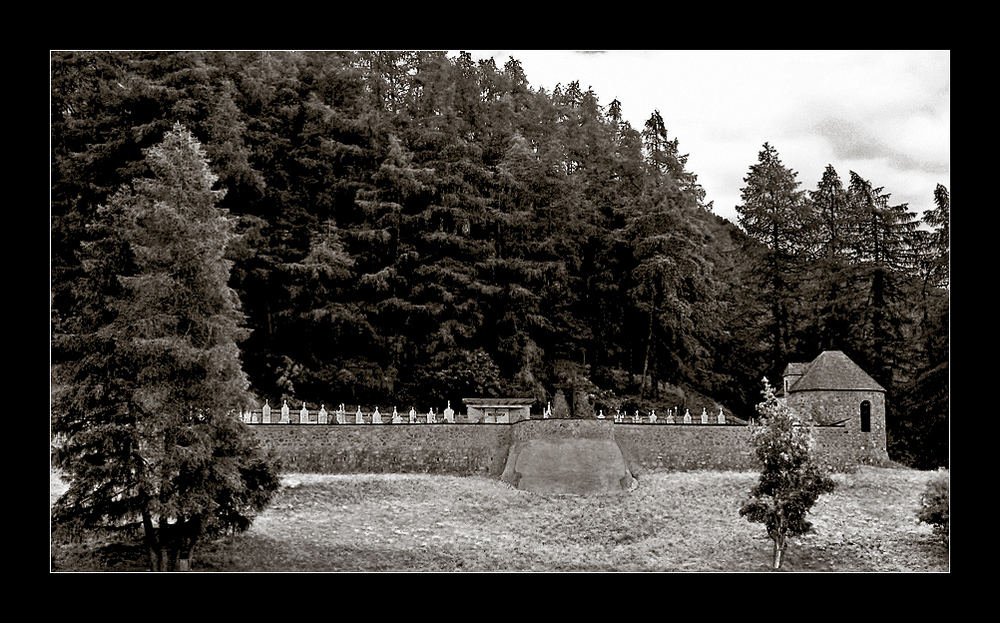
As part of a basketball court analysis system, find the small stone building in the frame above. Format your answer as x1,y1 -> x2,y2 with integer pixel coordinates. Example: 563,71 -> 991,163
463,398 -> 534,423
780,350 -> 886,449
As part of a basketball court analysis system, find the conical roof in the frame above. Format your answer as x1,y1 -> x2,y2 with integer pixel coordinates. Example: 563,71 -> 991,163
788,351 -> 885,392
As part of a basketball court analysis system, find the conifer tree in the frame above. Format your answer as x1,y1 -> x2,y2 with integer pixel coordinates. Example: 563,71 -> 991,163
740,379 -> 835,569
923,183 -> 950,290
845,171 -> 921,386
735,143 -> 810,372
52,123 -> 279,571
802,165 -> 857,352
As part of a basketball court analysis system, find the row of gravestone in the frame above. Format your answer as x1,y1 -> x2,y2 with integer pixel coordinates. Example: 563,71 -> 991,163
239,401 -> 459,424
610,407 -> 728,425
240,400 -> 729,425
539,402 -> 728,424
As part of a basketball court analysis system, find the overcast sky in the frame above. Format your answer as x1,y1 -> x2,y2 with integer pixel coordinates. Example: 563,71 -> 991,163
456,50 -> 950,226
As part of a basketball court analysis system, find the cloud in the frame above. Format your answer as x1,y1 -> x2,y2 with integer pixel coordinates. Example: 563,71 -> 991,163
812,116 -> 950,176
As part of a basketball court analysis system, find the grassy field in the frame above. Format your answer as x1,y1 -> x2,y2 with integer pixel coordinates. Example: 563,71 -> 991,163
51,466 -> 948,572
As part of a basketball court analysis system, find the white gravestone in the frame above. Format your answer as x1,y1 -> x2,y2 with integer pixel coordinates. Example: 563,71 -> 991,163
300,404 -> 310,424
318,405 -> 328,424
409,407 -> 417,424
718,407 -> 726,424
392,406 -> 402,424
683,409 -> 692,424
337,404 -> 346,424
649,410 -> 657,424
280,401 -> 290,423
262,401 -> 271,423
427,408 -> 436,424
701,408 -> 709,424
355,406 -> 364,424
443,401 -> 455,423
615,409 -> 621,422
543,402 -> 551,419
665,410 -> 675,424
372,407 -> 382,424
597,409 -> 604,419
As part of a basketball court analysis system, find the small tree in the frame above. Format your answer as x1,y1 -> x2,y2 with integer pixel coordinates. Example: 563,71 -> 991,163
739,378 -> 835,569
917,471 -> 949,542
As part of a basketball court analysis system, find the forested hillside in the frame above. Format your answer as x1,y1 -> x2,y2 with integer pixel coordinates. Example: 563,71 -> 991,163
51,51 -> 948,468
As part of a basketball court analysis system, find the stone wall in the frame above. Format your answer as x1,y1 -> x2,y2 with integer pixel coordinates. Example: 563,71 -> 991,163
250,420 -> 890,476
250,424 -> 512,476
614,424 -> 890,473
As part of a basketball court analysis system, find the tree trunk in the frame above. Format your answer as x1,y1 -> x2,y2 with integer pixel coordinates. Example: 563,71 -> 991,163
772,533 -> 786,570
640,301 -> 655,400
141,510 -> 159,572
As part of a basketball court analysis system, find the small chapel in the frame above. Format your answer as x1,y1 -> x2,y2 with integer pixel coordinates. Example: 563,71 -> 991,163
777,350 -> 886,442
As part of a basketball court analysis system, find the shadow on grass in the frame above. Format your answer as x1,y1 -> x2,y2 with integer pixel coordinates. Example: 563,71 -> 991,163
197,534 -> 493,572
52,541 -> 148,572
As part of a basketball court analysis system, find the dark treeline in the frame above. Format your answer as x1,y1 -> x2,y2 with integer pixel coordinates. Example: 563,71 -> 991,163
51,51 -> 948,468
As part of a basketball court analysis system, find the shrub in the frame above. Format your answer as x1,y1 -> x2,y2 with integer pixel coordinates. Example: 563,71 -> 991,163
917,471 -> 949,541
551,390 -> 570,418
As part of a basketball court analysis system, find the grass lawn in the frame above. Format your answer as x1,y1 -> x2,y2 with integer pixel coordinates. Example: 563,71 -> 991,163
51,466 -> 948,572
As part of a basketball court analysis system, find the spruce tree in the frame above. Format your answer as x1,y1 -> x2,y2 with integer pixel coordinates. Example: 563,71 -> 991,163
923,183 -> 950,290
52,123 -> 279,571
735,143 -> 810,373
845,172 -> 920,386
803,165 -> 857,352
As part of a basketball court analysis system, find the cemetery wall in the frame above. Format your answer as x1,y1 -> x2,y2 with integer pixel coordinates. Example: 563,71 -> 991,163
251,424 -> 512,476
250,420 -> 889,476
613,424 -> 890,472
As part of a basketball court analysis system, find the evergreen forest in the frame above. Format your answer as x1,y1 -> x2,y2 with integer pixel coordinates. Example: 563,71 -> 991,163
51,51 -> 949,469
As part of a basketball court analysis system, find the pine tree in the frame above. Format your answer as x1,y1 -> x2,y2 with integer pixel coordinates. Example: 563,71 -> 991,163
923,183 -> 950,290
735,143 -> 811,373
52,123 -> 279,571
641,110 -> 710,210
802,165 -> 857,352
845,171 -> 921,386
